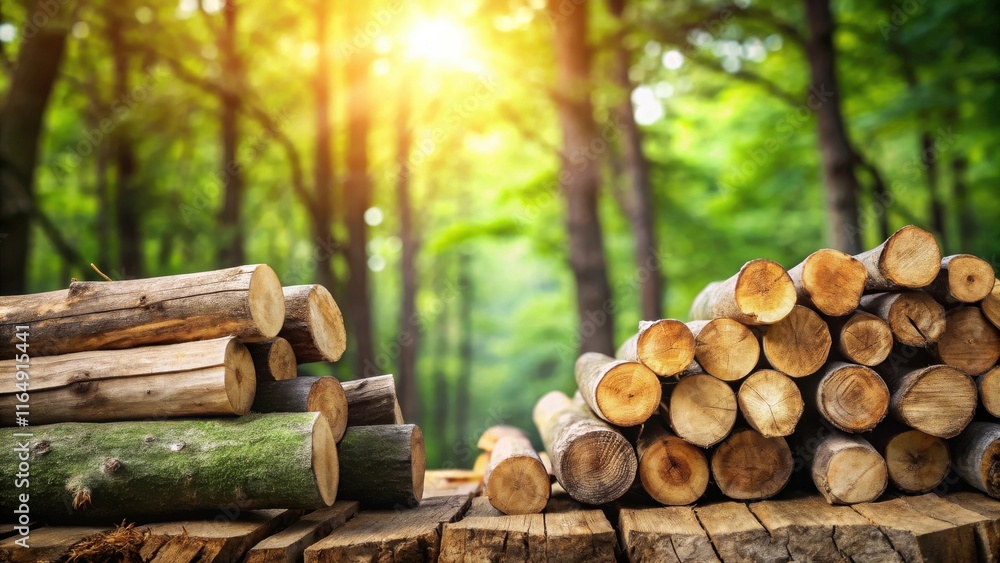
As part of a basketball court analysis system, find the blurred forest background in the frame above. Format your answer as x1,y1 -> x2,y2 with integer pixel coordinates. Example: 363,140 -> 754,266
1,0 -> 998,468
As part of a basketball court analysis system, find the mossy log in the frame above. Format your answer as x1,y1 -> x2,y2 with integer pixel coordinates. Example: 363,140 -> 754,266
0,413 -> 338,519
252,376 -> 348,442
336,424 -> 425,508
279,285 -> 347,364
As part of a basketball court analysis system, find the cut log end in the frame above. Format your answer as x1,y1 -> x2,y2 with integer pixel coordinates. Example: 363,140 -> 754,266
934,307 -> 1000,375
486,454 -> 550,515
812,434 -> 887,505
248,264 -> 286,338
876,292 -> 947,346
892,365 -> 977,438
692,319 -> 759,381
225,339 -> 257,415
596,362 -> 662,427
817,363 -> 889,433
307,286 -> 348,362
737,370 -> 803,437
711,429 -> 792,500
247,338 -> 298,381
983,281 -> 1000,330
280,285 -> 348,364
639,435 -> 709,505
311,413 -> 340,506
761,305 -> 832,377
939,254 -> 996,303
953,423 -> 1000,498
410,426 -> 427,503
798,249 -> 867,316
979,367 -> 1000,418
635,319 -> 696,376
838,311 -> 893,366
669,374 -> 737,447
734,259 -> 798,324
560,428 -> 637,505
878,225 -> 942,288
884,429 -> 949,494
306,377 -> 349,442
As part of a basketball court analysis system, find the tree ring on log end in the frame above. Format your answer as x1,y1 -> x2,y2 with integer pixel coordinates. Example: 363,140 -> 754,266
248,265 -> 286,338
880,225 -> 941,288
308,285 -> 348,362
311,413 -> 340,506
636,319 -> 695,376
225,339 -> 257,415
825,446 -> 888,504
734,259 -> 797,324
560,429 -> 636,505
802,249 -> 867,316
595,362 -> 661,427
306,377 -> 349,442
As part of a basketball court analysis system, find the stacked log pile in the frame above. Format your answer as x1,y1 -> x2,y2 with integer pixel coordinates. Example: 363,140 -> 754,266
0,265 -> 424,519
514,225 -> 1000,508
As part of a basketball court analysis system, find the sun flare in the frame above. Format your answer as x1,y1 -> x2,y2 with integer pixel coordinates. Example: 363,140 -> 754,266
403,18 -> 479,71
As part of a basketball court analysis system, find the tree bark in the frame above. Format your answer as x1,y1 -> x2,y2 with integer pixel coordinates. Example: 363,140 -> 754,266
252,376 -> 348,442
340,374 -> 404,426
786,249 -> 866,316
396,81 -> 419,423
635,417 -> 709,506
246,338 -> 297,381
616,319 -> 694,377
710,428 -> 793,500
760,305 -> 832,377
0,412 -> 339,518
689,259 -> 796,325
549,0 -> 615,356
109,11 -> 143,278
737,369 -> 803,437
336,425 -> 425,508
854,225 -> 941,290
483,428 -> 550,515
0,264 -> 284,357
0,337 -> 255,425
952,422 -> 1000,498
811,431 -> 887,505
218,0 -> 245,267
804,0 -> 863,254
575,352 -> 661,427
278,285 -> 347,364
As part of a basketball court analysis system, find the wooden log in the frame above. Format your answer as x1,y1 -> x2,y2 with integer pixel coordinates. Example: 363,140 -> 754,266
246,338 -> 297,381
574,352 -> 661,427
689,259 -> 797,325
618,506 -> 720,562
859,291 -> 947,346
826,310 -> 893,366
855,224 -> 942,291
0,264 -> 284,357
532,391 -> 636,505
340,374 -> 404,426
665,372 -> 737,448
953,422 -> 1000,498
477,425 -> 526,452
880,364 -> 977,438
853,497 -> 978,563
984,280 -> 1000,330
251,376 -> 348,442
811,430 -> 887,504
0,337 -> 256,425
245,502 -> 360,563
278,285 -> 347,363
944,491 -> 1000,563
710,428 -> 793,500
901,493 -> 1000,563
932,306 -> 1000,375
0,526 -> 110,563
737,369 -> 803,437
786,248 -> 867,316
868,425 -> 950,494
635,418 -> 709,505
616,319 -> 695,377
136,509 -> 303,563
760,305 -> 832,377
0,412 -> 338,518
927,254 -> 996,303
483,428 -> 550,515
809,361 -> 889,433
336,424 -> 425,507
978,366 -> 1000,418
694,502 -> 789,563
304,495 -> 470,563
686,319 -> 760,381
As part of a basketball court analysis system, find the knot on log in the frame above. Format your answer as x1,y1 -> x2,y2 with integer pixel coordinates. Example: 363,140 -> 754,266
170,442 -> 186,452
72,488 -> 92,511
143,436 -> 155,443
33,440 -> 51,456
101,457 -> 123,475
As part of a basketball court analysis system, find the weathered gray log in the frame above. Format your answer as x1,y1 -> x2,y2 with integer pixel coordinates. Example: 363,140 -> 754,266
336,424 -> 425,508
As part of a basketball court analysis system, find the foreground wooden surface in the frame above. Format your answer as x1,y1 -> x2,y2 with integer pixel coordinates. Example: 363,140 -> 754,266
3,470 -> 1000,562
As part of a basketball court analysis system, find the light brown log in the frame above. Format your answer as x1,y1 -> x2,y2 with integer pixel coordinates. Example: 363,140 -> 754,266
932,307 -> 1000,375
786,249 -> 867,316
0,264 -> 284,357
574,352 -> 661,427
251,376 -> 348,442
810,361 -> 889,433
665,372 -> 737,448
246,337 -> 297,381
340,374 -> 404,426
737,369 -> 803,437
859,291 -> 946,346
953,422 -> 1000,498
483,428 -> 550,515
827,311 -> 893,366
868,425 -> 950,493
336,424 -> 425,507
855,224 -> 942,291
811,431 -> 887,504
710,428 -> 793,500
880,364 -> 977,438
979,366 -> 1000,418
0,337 -> 255,425
927,254 -> 996,303
532,391 -> 636,505
689,259 -> 797,325
760,305 -> 831,377
686,319 -> 760,381
279,285 -> 347,363
616,319 -> 695,377
477,425 -> 527,452
636,418 -> 709,505
984,280 -> 1000,330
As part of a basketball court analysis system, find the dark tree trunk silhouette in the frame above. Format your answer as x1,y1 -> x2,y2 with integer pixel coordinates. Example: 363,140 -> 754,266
454,252 -> 473,455
951,157 -> 971,250
0,9 -> 72,294
312,0 -> 337,295
218,0 -> 245,266
395,86 -> 419,421
608,0 -> 663,321
804,0 -> 863,254
110,12 -> 142,278
549,0 -> 615,355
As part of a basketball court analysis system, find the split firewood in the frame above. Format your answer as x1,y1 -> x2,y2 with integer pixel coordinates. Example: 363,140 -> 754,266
859,292 -> 946,347
931,307 -> 1000,375
826,311 -> 893,367
336,424 -> 425,507
737,369 -> 803,437
636,417 -> 709,505
252,376 -> 349,442
340,374 -> 404,426
246,338 -> 298,381
689,259 -> 797,325
279,285 -> 347,363
710,427 -> 793,501
811,431 -> 887,505
664,371 -> 737,448
684,319 -> 760,381
0,264 -> 284,357
786,249 -> 867,316
952,422 -> 1000,498
574,352 -> 661,427
616,319 -> 695,377
481,427 -> 550,515
760,305 -> 832,377
855,225 -> 942,291
926,254 -> 996,303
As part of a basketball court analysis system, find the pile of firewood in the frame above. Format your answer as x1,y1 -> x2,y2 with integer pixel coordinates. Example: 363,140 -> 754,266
0,265 -> 424,519
505,225 -> 1000,513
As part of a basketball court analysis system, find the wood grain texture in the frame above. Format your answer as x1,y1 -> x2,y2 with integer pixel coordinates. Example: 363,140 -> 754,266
616,319 -> 695,377
859,291 -> 946,347
636,418 -> 709,505
811,431 -> 887,505
666,373 -> 737,447
340,374 -> 404,426
810,361 -> 889,433
978,366 -> 1000,418
245,502 -> 359,563
879,364 -> 977,438
855,224 -> 942,291
926,254 -> 996,303
787,248 -> 867,316
0,526 -> 109,563
484,430 -> 550,515
932,306 -> 1000,375
901,493 -> 1000,563
246,338 -> 297,381
439,498 -> 546,563
711,428 -> 793,500
251,376 -> 348,442
984,280 -> 1000,330
686,318 -> 760,381
575,352 -> 661,426
760,305 -> 832,377
737,369 -> 803,437
619,506 -> 720,562
945,492 -> 1000,563
852,497 -> 977,563
694,502 -> 789,563
827,311 -> 893,366
869,426 -> 950,494
139,509 -> 303,563
689,259 -> 797,325
278,285 -> 347,364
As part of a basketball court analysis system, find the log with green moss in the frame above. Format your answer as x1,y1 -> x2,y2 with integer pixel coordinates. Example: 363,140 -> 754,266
252,376 -> 348,442
335,424 -> 425,508
0,413 -> 338,519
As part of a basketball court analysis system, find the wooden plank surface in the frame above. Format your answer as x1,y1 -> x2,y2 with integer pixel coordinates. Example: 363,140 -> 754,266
439,497 -> 546,562
245,502 -> 359,563
139,508 -> 302,563
852,496 -> 978,563
0,525 -> 108,563
545,508 -> 617,562
424,469 -> 483,499
694,502 -> 788,563
303,494 -> 471,562
619,506 -> 720,563
912,493 -> 1000,563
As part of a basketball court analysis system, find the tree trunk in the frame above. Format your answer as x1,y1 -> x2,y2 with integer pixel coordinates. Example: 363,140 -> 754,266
549,0 -> 615,356
336,425 -> 425,508
312,0 -> 337,296
804,0 -> 863,253
574,351 -> 660,427
396,82 -> 419,423
0,412 -> 339,518
252,376 -> 349,442
109,12 -> 143,278
921,131 -> 948,252
0,5 -> 72,294
952,157 -> 973,250
868,425 -> 950,494
430,262 -> 452,445
218,0 -> 245,267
